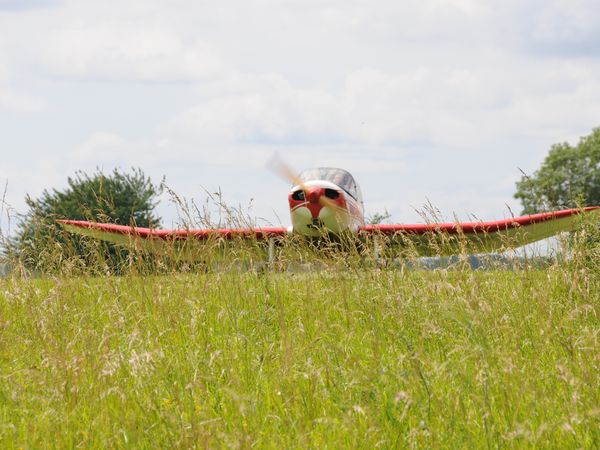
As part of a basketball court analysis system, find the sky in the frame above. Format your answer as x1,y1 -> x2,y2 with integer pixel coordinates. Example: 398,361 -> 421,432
1,0 -> 600,233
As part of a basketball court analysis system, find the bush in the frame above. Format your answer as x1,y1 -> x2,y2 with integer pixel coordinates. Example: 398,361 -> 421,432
4,168 -> 161,273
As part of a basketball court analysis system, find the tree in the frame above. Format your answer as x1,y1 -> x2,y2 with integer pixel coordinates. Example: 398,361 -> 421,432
515,127 -> 600,214
367,210 -> 392,225
5,168 -> 162,271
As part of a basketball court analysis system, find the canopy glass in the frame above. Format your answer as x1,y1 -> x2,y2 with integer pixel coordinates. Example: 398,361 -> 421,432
298,167 -> 362,201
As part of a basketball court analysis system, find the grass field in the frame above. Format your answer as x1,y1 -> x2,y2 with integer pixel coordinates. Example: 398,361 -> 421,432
1,243 -> 599,448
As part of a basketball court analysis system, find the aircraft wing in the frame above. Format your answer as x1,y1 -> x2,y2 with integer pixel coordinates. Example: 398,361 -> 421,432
57,220 -> 289,259
359,207 -> 600,256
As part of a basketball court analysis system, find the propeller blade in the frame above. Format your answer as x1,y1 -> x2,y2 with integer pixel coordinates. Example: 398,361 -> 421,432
267,153 -> 307,190
267,154 -> 340,210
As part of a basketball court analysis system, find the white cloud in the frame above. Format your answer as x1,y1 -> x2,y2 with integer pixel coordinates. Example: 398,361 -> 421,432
0,84 -> 44,112
0,45 -> 44,112
43,27 -> 221,81
532,0 -> 600,45
167,73 -> 339,143
72,132 -> 129,161
0,0 -> 56,11
71,131 -> 177,168
33,0 -> 222,81
165,58 -> 600,151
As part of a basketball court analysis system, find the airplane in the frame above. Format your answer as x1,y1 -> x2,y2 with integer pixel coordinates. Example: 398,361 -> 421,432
58,166 -> 600,261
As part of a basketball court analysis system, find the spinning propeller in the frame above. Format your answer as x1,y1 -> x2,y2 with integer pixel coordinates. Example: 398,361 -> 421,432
267,154 -> 340,211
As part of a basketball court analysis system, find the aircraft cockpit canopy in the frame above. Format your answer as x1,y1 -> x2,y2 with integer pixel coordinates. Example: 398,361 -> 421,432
298,167 -> 363,202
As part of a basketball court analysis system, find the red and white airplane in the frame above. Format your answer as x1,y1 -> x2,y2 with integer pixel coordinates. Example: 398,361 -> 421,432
58,166 -> 599,258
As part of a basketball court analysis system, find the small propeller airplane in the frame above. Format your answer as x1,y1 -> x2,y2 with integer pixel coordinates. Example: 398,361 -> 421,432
58,160 -> 600,260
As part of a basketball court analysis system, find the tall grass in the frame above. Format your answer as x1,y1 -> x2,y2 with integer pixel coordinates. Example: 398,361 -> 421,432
0,203 -> 598,448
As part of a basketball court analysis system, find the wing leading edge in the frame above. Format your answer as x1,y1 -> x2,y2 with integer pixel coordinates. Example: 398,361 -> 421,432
57,220 -> 289,241
57,220 -> 289,259
359,207 -> 600,256
58,206 -> 599,258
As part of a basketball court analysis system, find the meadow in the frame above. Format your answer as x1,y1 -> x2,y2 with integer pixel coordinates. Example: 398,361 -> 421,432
0,233 -> 599,448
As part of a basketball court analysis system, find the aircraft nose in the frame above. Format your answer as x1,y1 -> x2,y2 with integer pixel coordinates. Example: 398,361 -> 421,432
306,187 -> 322,204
